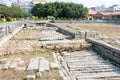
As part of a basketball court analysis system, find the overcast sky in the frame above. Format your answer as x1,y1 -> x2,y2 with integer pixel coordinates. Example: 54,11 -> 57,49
48,0 -> 120,7
1,0 -> 120,8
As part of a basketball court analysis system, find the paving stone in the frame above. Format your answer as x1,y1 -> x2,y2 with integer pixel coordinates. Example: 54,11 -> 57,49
52,52 -> 57,59
39,58 -> 50,72
50,63 -> 60,69
64,50 -> 120,79
18,60 -> 24,64
9,62 -> 18,68
15,67 -> 26,71
59,70 -> 67,80
14,57 -> 22,62
26,75 -> 36,80
1,61 -> 11,70
27,57 -> 39,70
36,72 -> 43,78
0,58 -> 7,62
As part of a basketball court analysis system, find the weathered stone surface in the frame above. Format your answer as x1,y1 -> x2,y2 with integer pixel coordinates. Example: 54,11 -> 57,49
14,58 -> 22,62
39,57 -> 50,72
18,60 -> 24,64
27,57 -> 39,70
0,58 -> 7,62
9,62 -> 18,68
1,61 -> 11,70
50,63 -> 60,69
15,67 -> 26,71
64,50 -> 120,80
36,72 -> 43,78
26,75 -> 36,80
86,38 -> 120,64
52,52 -> 57,59
59,70 -> 67,80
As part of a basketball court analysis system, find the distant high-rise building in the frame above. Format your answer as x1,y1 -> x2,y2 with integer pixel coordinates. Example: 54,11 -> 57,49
95,4 -> 106,11
33,0 -> 46,4
107,5 -> 120,12
15,0 -> 47,12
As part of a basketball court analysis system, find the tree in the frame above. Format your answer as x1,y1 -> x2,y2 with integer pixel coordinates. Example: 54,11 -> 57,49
31,2 -> 88,19
0,4 -> 28,18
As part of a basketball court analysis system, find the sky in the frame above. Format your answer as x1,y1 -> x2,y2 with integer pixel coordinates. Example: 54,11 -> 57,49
0,0 -> 120,8
48,0 -> 120,8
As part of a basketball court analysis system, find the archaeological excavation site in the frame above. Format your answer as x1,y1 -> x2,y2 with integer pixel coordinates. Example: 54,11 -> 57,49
0,20 -> 120,80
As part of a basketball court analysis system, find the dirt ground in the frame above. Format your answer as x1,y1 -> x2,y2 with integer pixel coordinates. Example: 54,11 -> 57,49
0,28 -> 60,80
55,23 -> 120,39
54,23 -> 120,48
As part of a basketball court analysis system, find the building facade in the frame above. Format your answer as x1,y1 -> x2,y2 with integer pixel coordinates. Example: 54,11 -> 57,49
16,0 -> 46,12
107,5 -> 120,12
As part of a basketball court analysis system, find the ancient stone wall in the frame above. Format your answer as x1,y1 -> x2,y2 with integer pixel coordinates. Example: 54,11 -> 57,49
49,24 -> 101,39
86,38 -> 120,64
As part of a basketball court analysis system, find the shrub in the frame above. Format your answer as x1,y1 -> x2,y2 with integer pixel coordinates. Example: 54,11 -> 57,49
35,16 -> 38,20
6,17 -> 12,21
1,18 -> 7,22
13,18 -> 16,21
32,16 -> 35,20
40,17 -> 43,20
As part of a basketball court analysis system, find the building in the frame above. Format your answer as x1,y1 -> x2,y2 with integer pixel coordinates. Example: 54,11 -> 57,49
16,0 -> 46,12
107,5 -> 120,12
88,8 -> 97,20
33,0 -> 46,4
94,5 -> 106,11
18,1 -> 33,12
95,11 -> 120,19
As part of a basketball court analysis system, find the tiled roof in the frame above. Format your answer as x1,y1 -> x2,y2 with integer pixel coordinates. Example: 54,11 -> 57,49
98,11 -> 120,15
88,9 -> 97,15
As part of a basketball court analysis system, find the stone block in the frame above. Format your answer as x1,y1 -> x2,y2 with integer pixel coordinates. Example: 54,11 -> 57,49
9,62 -> 18,68
15,67 -> 26,71
36,72 -> 43,78
1,61 -> 11,70
26,75 -> 36,80
50,63 -> 60,69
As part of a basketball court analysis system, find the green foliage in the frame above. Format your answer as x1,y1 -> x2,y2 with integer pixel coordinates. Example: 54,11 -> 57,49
35,16 -> 38,20
48,16 -> 55,20
32,16 -> 36,20
0,4 -> 28,18
102,18 -> 120,21
6,17 -> 12,21
31,2 -> 88,19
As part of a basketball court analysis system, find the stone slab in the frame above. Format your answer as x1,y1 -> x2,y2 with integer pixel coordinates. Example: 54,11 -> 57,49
39,58 -> 50,72
27,57 -> 39,70
15,67 -> 26,71
1,61 -> 11,70
26,75 -> 36,80
50,63 -> 60,69
9,62 -> 18,68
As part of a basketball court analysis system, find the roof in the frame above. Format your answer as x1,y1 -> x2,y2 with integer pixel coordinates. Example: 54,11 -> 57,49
88,8 -> 97,15
98,11 -> 120,16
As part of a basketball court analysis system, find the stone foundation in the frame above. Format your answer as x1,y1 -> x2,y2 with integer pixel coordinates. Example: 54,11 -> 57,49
86,38 -> 120,64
